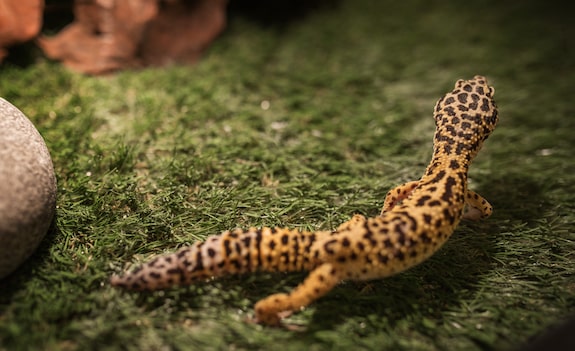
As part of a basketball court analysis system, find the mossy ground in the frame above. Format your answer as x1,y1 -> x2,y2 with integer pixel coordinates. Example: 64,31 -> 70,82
1,1 -> 574,350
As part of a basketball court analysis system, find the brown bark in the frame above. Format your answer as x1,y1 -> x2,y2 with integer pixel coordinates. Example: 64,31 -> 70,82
38,0 -> 227,75
0,0 -> 44,61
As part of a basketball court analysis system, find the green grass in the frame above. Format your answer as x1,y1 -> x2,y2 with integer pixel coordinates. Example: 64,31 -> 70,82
1,0 -> 574,350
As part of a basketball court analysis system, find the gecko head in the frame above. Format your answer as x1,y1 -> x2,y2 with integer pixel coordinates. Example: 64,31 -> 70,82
433,76 -> 499,158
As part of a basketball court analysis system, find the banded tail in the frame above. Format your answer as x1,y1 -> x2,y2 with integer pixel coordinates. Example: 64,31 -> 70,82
111,227 -> 330,291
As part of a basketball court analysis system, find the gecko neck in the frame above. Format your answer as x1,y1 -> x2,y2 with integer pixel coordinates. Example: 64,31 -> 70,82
417,137 -> 473,194
429,136 -> 472,167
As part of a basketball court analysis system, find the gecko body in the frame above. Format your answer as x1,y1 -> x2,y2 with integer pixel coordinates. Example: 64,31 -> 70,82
111,76 -> 498,325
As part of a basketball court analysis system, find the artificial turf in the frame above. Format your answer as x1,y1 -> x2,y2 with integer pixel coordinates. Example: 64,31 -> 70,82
1,0 -> 574,350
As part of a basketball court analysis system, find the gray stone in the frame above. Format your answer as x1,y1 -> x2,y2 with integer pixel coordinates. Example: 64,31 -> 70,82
0,98 -> 57,279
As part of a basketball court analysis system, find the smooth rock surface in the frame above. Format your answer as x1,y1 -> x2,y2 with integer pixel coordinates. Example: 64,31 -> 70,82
0,98 -> 56,279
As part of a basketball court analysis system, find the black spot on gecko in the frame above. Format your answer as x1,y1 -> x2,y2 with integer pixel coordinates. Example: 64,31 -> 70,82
430,170 -> 446,183
455,142 -> 467,155
363,231 -> 375,245
167,267 -> 183,276
242,236 -> 252,248
255,229 -> 263,267
229,259 -> 242,269
441,176 -> 457,202
383,238 -> 393,248
416,195 -> 431,206
324,239 -> 337,255
191,251 -> 204,272
396,231 -> 406,246
181,258 -> 193,268
428,200 -> 442,207
223,239 -> 232,256
341,237 -> 351,247
377,252 -> 389,264
443,208 -> 456,225
420,232 -> 431,244
445,106 -> 456,116
481,98 -> 491,112
291,242 -> 300,269
394,223 -> 406,238
228,231 -> 239,239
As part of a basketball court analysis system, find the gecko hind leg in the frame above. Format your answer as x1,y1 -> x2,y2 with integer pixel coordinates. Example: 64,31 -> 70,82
337,180 -> 420,231
380,180 -> 419,215
336,214 -> 367,232
463,190 -> 493,220
254,263 -> 342,326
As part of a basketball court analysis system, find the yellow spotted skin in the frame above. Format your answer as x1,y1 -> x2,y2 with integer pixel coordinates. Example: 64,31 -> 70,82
111,76 -> 499,326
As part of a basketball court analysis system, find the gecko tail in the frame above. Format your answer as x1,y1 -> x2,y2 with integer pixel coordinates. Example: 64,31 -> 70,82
110,245 -> 198,291
111,227 -> 325,291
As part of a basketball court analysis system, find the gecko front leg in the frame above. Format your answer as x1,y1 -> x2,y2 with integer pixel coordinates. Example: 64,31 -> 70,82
463,190 -> 493,220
